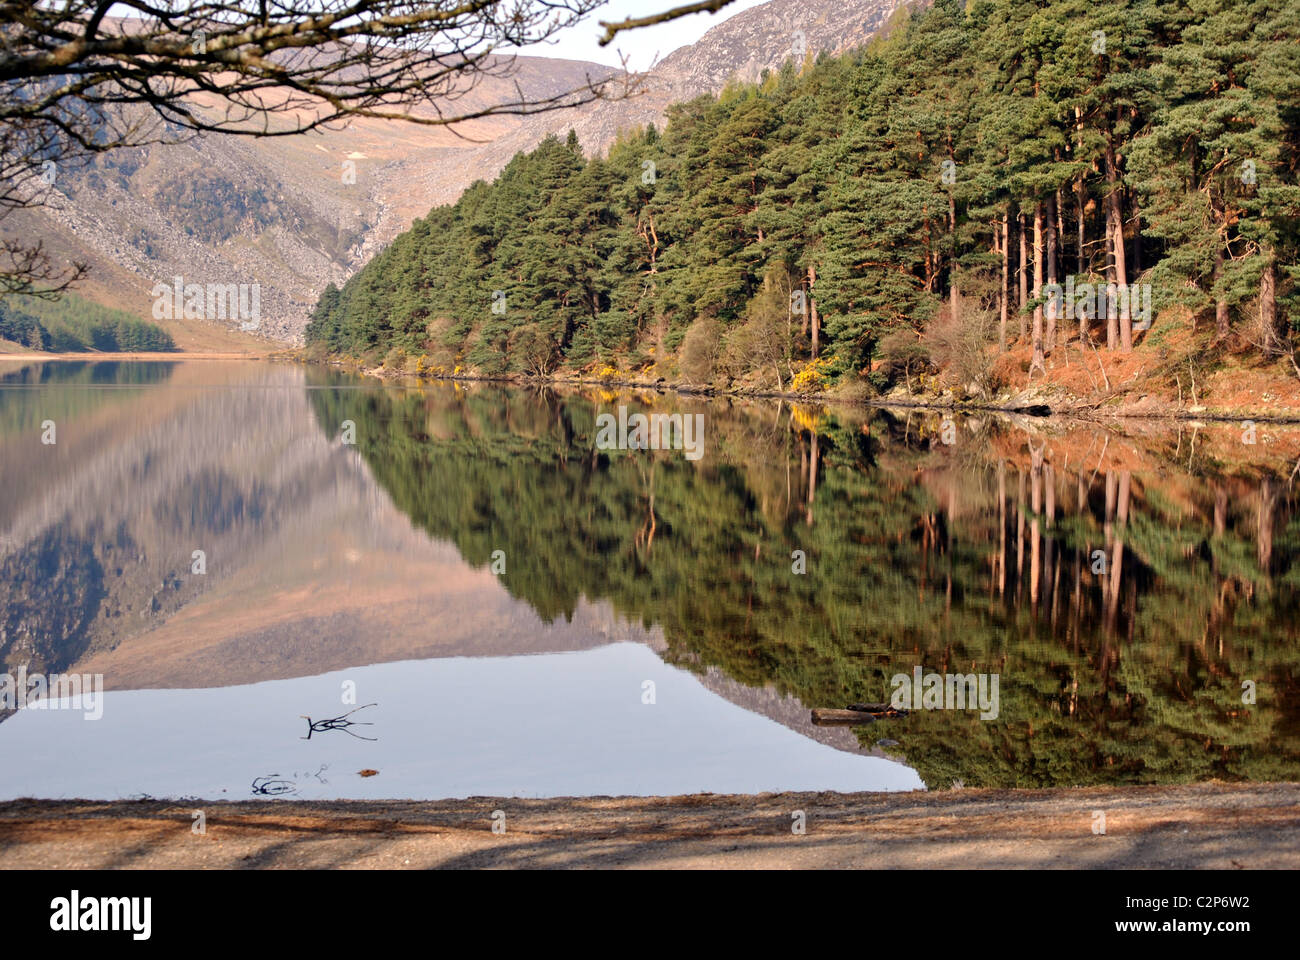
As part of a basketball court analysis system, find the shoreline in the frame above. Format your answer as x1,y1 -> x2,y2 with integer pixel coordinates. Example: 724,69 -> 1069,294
0,350 -> 279,362
318,361 -> 1300,424
3,782 -> 1298,869
6,349 -> 1299,422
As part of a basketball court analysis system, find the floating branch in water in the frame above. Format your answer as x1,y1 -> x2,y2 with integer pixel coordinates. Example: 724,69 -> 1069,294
300,703 -> 378,741
291,764 -> 330,784
811,705 -> 910,726
251,775 -> 297,796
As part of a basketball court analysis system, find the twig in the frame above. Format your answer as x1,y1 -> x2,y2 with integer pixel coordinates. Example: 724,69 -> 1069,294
1089,340 -> 1111,391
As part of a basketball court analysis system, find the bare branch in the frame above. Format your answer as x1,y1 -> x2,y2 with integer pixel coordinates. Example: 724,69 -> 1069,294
0,1 -> 708,296
597,0 -> 739,46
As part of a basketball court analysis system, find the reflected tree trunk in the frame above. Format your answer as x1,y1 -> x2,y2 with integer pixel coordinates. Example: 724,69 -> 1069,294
805,430 -> 818,526
1213,484 -> 1226,576
1031,445 -> 1043,607
1046,462 -> 1059,626
1106,471 -> 1130,634
997,459 -> 1007,598
1258,477 -> 1275,575
1017,467 -> 1026,588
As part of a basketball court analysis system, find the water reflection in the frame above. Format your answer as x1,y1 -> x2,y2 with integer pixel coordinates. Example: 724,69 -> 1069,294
301,703 -> 378,741
0,647 -> 922,799
308,377 -> 1300,789
1,360 -> 1298,795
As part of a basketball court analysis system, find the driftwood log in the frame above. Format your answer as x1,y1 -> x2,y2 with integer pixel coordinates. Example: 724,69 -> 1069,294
810,705 -> 910,726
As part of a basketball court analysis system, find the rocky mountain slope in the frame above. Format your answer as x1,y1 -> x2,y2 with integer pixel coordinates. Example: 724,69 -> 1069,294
15,0 -> 907,344
383,0 -> 905,253
9,54 -> 615,344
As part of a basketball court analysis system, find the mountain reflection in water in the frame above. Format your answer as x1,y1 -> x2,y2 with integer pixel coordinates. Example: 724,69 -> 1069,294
2,360 -> 1298,795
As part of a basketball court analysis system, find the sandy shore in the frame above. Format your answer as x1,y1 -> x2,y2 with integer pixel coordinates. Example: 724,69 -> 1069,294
2,782 -> 1297,869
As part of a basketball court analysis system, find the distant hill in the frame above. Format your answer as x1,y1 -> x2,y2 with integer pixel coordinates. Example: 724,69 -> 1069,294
1,293 -> 175,353
9,50 -> 617,343
13,0 -> 906,343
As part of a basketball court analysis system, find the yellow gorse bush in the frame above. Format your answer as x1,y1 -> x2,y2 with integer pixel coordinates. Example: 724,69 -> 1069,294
790,356 -> 833,393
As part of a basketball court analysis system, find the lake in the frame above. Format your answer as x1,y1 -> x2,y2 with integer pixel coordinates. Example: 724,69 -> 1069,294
1,360 -> 1297,799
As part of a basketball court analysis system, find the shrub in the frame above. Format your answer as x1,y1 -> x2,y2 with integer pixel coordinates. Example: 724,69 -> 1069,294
678,317 -> 723,385
878,328 -> 933,392
923,305 -> 999,396
383,345 -> 407,372
790,356 -> 833,394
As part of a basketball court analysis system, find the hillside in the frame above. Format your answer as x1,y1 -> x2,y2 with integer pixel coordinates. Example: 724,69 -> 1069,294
7,52 -> 617,343
308,0 -> 1300,417
393,0 -> 907,206
13,0 -> 898,345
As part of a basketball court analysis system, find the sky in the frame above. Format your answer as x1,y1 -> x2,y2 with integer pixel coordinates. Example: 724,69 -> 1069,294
517,0 -> 772,72
0,646 -> 924,800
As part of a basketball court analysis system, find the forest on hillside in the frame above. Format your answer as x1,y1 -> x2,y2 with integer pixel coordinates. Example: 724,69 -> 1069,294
306,0 -> 1300,396
0,295 -> 176,353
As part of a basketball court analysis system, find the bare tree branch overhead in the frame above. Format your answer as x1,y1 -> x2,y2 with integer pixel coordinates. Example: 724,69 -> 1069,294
597,0 -> 739,46
0,1 -> 722,296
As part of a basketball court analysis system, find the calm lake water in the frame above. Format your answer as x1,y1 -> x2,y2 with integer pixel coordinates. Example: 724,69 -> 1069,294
1,360 -> 1298,798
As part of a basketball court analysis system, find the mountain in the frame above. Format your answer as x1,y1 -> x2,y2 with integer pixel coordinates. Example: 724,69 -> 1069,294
379,0 -> 906,260
526,0 -> 903,147
11,0 -> 908,345
7,54 -> 617,345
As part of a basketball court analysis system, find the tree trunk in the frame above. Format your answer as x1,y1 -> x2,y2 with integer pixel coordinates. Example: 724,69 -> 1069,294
949,189 -> 959,320
807,263 -> 820,359
1260,256 -> 1277,349
1104,141 -> 1130,351
1046,192 -> 1058,353
1075,176 -> 1086,276
1018,210 -> 1029,342
1105,199 -> 1119,350
1131,205 -> 1141,277
1214,246 -> 1230,339
1031,201 -> 1045,374
799,269 -> 808,337
1000,211 -> 1009,352
1076,175 -> 1087,344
